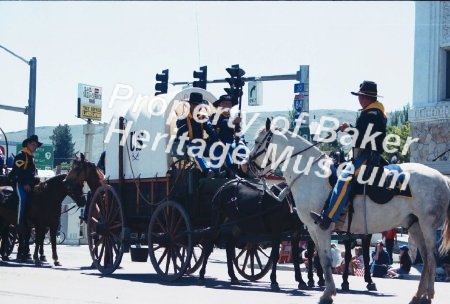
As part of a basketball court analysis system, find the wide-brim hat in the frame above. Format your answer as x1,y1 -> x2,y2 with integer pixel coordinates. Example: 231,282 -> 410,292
351,80 -> 382,98
213,94 -> 234,108
399,245 -> 409,252
22,134 -> 43,148
188,92 -> 207,105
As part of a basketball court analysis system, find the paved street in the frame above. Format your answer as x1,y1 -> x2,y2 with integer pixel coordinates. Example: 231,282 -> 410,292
0,244 -> 449,304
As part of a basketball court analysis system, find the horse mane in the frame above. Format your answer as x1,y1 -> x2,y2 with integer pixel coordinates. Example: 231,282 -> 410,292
34,174 -> 67,195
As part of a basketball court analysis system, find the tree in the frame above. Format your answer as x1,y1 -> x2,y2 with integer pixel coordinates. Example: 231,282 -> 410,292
50,124 -> 75,166
383,103 -> 411,163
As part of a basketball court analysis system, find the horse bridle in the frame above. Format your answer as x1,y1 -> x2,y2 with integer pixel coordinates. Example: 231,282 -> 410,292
249,127 -> 330,201
249,127 -> 328,177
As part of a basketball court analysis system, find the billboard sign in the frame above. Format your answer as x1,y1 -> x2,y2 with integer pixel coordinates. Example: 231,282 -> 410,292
77,83 -> 102,121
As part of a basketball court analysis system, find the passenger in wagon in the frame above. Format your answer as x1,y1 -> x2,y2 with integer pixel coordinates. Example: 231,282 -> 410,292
176,92 -> 226,178
210,95 -> 248,176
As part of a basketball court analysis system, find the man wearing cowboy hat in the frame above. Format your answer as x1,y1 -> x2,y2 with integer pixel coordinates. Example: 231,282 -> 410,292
176,92 -> 224,178
311,81 -> 387,230
10,134 -> 42,260
210,95 -> 248,176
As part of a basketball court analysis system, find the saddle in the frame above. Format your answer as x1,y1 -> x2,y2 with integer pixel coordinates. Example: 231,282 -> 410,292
328,163 -> 412,205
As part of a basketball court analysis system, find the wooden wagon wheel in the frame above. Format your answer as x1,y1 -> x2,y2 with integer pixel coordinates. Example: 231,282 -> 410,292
233,242 -> 273,281
87,184 -> 124,275
148,200 -> 193,281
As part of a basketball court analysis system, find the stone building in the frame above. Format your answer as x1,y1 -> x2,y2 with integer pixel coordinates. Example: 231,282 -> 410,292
410,1 -> 450,174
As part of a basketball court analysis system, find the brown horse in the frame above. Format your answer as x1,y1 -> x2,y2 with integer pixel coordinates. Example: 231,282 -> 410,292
0,174 -> 86,265
64,153 -> 105,198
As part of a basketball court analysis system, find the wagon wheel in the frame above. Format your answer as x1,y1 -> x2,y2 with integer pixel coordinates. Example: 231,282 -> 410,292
186,243 -> 206,274
148,200 -> 193,281
87,185 -> 124,275
233,242 -> 273,281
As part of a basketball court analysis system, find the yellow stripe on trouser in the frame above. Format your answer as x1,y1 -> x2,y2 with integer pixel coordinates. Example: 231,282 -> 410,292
328,160 -> 368,218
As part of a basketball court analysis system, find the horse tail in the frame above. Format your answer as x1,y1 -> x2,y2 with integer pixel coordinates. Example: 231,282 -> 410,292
439,176 -> 450,255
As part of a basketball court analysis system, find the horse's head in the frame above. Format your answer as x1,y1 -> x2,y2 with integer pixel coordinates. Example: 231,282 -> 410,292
63,177 -> 87,207
65,153 -> 105,196
248,118 -> 276,177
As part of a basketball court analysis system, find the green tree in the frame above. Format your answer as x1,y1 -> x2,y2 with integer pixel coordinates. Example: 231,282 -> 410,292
384,103 -> 411,163
50,124 -> 75,166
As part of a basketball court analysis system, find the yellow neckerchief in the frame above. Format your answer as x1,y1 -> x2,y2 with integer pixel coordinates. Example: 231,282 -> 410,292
20,147 -> 33,169
360,101 -> 387,119
186,112 -> 204,140
220,111 -> 230,118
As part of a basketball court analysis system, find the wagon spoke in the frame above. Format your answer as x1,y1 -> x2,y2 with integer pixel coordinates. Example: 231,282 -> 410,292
256,246 -> 270,259
254,250 -> 264,270
164,249 -> 172,274
240,250 -> 250,272
157,248 -> 169,266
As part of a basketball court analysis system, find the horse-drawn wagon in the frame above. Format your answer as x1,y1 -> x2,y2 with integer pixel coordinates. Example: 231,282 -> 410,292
81,88 -> 287,282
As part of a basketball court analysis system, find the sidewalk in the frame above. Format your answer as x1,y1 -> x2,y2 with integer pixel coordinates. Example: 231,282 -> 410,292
277,233 -> 447,282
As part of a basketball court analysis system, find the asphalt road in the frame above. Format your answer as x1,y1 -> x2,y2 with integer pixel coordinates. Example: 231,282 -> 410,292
0,245 -> 449,304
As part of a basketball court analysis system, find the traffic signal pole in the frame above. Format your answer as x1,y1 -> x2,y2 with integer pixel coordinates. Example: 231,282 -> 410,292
172,73 -> 297,86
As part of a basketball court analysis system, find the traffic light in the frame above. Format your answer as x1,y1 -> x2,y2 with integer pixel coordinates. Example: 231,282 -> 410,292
193,66 -> 207,89
224,64 -> 245,106
155,69 -> 169,96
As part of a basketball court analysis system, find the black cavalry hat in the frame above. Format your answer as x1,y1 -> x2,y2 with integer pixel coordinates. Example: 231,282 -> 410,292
213,95 -> 234,108
22,134 -> 43,148
188,92 -> 206,105
351,80 -> 382,98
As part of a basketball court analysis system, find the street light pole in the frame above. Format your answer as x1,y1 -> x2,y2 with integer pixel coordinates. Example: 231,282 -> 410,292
27,57 -> 37,137
0,45 -> 36,136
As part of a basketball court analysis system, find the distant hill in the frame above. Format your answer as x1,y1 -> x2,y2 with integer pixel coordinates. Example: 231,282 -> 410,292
3,109 -> 356,164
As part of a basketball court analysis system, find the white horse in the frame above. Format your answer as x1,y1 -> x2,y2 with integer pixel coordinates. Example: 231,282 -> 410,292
249,118 -> 450,304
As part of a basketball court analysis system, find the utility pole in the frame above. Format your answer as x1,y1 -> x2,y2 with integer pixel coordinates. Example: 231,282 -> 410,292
0,45 -> 36,137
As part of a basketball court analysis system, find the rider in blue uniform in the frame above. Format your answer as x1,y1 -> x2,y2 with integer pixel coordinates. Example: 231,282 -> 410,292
10,134 -> 42,259
176,92 -> 225,178
310,81 -> 387,230
210,95 -> 248,176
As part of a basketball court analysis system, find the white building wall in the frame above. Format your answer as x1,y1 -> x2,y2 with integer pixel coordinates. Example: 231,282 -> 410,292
411,1 -> 450,174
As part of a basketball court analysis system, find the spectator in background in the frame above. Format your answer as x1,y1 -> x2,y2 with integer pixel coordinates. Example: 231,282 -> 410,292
330,243 -> 342,274
388,245 -> 412,278
383,228 -> 397,265
370,240 -> 391,277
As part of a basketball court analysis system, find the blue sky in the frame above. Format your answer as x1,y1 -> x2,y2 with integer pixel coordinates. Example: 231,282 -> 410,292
0,1 -> 415,133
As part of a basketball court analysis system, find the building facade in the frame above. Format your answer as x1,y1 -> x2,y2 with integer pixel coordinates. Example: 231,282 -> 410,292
410,1 -> 450,174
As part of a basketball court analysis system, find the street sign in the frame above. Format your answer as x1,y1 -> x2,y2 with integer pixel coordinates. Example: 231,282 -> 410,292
248,81 -> 263,106
16,144 -> 54,170
294,83 -> 304,93
294,99 -> 304,112
77,83 -> 102,121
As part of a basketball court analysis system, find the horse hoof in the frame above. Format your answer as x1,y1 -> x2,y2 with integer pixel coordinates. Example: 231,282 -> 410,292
409,296 -> 420,304
34,260 -> 42,267
271,282 -> 280,291
54,261 -> 61,267
319,297 -> 333,304
341,282 -> 349,291
298,281 -> 309,290
40,255 -> 47,262
307,280 -> 315,288
1,256 -> 10,261
230,278 -> 241,286
366,283 -> 377,291
419,298 -> 431,304
318,279 -> 326,287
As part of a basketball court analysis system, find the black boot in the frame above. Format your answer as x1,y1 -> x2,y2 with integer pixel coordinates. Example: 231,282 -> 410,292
310,211 -> 332,230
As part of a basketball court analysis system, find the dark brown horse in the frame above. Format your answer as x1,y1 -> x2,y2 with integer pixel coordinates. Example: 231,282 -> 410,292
64,153 -> 105,198
0,174 -> 86,265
